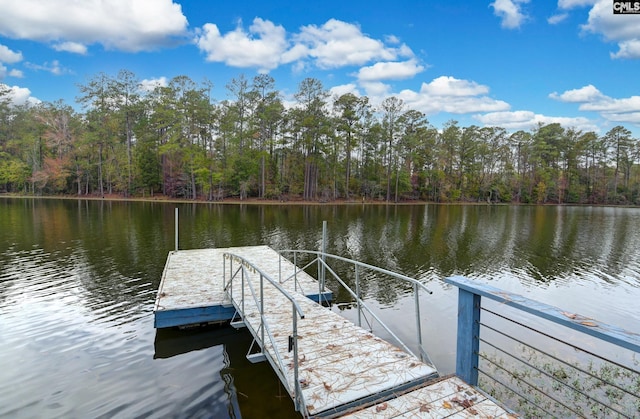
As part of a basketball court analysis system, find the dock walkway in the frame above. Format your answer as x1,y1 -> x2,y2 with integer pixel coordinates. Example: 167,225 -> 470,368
154,246 -> 516,417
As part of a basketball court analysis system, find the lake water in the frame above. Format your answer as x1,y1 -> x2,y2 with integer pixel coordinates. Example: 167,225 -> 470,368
1,198 -> 638,418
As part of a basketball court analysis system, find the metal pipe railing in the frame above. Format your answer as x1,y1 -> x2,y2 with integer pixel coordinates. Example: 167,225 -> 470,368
321,259 -> 418,357
222,252 -> 307,416
280,250 -> 433,295
277,252 -> 306,294
278,249 -> 434,364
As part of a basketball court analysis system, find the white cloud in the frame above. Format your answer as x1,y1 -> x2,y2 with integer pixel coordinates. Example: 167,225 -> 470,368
329,83 -> 361,99
548,13 -> 569,24
0,0 -> 188,52
549,84 -> 605,102
195,17 -> 413,74
282,43 -> 310,65
601,112 -> 640,124
394,76 -> 510,115
490,0 -> 530,29
475,110 -> 599,132
0,44 -> 23,63
356,59 -> 425,82
550,84 -> 640,126
576,96 -> 640,114
196,18 -> 290,72
611,39 -> 640,60
0,64 -> 22,81
558,0 -> 598,9
385,35 -> 401,44
359,81 -> 392,99
420,76 -> 490,97
475,110 -> 534,126
1,83 -> 40,106
580,0 -> 640,59
140,77 -> 168,92
295,19 -> 413,69
53,41 -> 88,55
25,60 -> 69,76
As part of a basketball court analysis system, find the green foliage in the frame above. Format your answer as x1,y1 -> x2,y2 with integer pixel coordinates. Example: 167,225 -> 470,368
0,69 -> 638,203
0,153 -> 30,192
134,137 -> 160,193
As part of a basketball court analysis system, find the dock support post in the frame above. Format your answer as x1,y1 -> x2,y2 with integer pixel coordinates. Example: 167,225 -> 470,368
456,288 -> 480,386
174,207 -> 178,251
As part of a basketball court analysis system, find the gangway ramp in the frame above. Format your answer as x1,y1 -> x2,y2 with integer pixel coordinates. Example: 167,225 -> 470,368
224,251 -> 440,417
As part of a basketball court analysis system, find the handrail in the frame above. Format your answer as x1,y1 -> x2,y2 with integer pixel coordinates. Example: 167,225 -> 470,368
445,275 -> 640,418
280,249 -> 434,295
446,275 -> 640,353
224,252 -> 306,318
278,249 -> 435,365
222,252 -> 307,416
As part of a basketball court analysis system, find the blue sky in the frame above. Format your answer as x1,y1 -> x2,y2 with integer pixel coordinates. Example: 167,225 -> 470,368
0,0 -> 639,135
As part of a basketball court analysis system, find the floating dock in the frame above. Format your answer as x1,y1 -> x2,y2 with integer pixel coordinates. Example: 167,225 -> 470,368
154,246 -> 516,417
153,245 -> 332,328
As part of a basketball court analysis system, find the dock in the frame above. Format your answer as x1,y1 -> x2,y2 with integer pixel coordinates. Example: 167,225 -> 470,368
154,246 -> 516,417
153,245 -> 332,328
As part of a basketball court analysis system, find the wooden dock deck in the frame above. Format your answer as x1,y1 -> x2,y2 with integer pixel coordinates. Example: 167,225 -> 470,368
154,246 -> 516,417
153,245 -> 331,328
339,375 -> 516,418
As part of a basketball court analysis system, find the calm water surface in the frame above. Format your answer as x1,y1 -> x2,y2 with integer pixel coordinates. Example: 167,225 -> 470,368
1,198 -> 639,418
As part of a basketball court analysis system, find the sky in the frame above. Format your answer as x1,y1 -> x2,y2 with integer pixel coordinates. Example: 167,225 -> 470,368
0,0 -> 639,136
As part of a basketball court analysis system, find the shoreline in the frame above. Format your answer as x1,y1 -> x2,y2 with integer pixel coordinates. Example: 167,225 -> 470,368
0,193 -> 469,206
0,193 -> 635,208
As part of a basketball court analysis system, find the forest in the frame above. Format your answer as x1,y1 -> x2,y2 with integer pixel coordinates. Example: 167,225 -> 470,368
1,70 -> 639,205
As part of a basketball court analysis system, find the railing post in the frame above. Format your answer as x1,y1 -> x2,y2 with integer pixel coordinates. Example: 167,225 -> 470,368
174,207 -> 179,251
414,283 -> 424,362
241,265 -> 245,316
260,273 -> 265,347
292,302 -> 300,411
293,252 -> 298,292
355,265 -> 362,327
321,221 -> 327,292
456,288 -> 481,386
228,257 -> 233,301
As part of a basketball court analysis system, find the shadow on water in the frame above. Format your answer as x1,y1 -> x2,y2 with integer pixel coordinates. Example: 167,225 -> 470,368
154,324 -> 299,419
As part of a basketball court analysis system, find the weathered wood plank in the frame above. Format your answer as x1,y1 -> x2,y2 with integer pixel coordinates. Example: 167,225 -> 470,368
340,375 -> 515,418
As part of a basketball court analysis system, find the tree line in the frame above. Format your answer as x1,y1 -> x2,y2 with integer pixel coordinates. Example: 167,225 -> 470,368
1,70 -> 639,205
